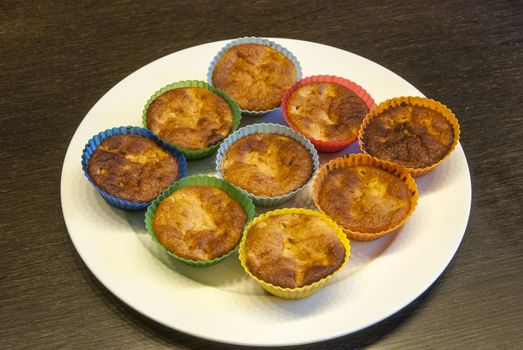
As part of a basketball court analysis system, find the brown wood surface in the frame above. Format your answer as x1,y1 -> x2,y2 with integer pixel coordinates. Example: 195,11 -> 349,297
1,0 -> 522,349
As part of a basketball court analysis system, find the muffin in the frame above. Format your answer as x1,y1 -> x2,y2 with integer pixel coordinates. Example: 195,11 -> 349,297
313,154 -> 418,241
220,133 -> 313,197
216,124 -> 319,206
216,123 -> 319,206
152,186 -> 247,261
145,176 -> 255,266
209,37 -> 301,113
143,81 -> 241,159
239,208 -> 350,299
359,96 -> 460,176
83,127 -> 186,210
282,75 -> 375,152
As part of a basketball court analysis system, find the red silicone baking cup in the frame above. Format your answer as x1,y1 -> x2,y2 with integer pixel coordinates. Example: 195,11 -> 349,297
281,75 -> 376,153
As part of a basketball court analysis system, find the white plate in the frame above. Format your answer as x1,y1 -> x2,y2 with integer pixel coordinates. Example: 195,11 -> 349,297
61,38 -> 471,347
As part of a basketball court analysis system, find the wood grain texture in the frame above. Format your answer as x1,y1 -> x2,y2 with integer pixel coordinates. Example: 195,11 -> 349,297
1,0 -> 522,349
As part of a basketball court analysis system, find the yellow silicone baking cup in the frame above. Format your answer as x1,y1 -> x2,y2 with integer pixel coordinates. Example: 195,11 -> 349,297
238,208 -> 350,299
312,154 -> 419,241
358,96 -> 460,177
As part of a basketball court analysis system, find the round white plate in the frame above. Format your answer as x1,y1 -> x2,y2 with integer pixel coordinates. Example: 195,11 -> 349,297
61,38 -> 471,347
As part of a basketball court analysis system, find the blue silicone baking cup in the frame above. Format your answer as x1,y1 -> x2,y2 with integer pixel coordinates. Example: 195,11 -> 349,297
207,37 -> 302,116
81,126 -> 187,211
215,123 -> 319,206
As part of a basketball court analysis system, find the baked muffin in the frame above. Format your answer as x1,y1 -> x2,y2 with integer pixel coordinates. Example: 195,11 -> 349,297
313,154 -> 418,241
360,96 -> 460,176
152,185 -> 248,261
145,86 -> 234,151
239,208 -> 350,299
87,134 -> 179,203
244,212 -> 346,288
220,133 -> 314,197
284,77 -> 373,146
210,40 -> 299,111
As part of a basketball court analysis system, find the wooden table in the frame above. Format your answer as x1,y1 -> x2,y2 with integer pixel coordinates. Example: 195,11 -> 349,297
1,1 -> 522,348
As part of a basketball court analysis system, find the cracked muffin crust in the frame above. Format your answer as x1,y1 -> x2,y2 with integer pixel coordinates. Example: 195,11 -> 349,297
220,133 -> 314,197
87,134 -> 179,202
363,104 -> 454,169
244,212 -> 346,288
152,186 -> 247,261
318,165 -> 411,234
211,43 -> 297,111
285,82 -> 370,142
146,87 -> 234,150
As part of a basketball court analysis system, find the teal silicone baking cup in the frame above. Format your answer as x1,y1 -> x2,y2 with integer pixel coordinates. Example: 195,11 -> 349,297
144,175 -> 255,266
215,123 -> 320,206
142,80 -> 241,160
207,37 -> 302,116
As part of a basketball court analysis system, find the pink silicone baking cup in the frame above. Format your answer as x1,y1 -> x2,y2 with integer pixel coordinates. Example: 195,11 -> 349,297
281,75 -> 376,153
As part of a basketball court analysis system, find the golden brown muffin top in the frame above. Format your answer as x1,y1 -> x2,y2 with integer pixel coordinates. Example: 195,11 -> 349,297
318,166 -> 411,233
88,134 -> 179,202
212,43 -> 297,111
146,87 -> 233,150
152,186 -> 247,261
286,82 -> 370,141
245,213 -> 345,288
221,133 -> 313,197
364,105 -> 454,168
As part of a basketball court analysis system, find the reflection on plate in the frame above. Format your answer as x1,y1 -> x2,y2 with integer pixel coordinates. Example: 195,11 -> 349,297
61,38 -> 471,346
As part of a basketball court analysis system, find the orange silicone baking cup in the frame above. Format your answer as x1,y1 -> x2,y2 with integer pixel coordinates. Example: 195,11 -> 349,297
358,96 -> 460,177
312,154 -> 419,241
238,208 -> 350,299
281,75 -> 376,153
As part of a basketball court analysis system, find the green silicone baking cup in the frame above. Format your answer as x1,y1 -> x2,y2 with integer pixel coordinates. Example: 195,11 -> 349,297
142,80 -> 242,160
144,175 -> 256,266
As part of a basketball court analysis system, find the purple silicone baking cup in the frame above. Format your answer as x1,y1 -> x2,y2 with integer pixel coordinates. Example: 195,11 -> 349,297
81,126 -> 187,211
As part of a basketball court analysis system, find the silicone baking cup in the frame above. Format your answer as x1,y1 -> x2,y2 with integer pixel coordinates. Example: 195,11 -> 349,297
144,175 -> 256,266
312,154 -> 418,241
282,75 -> 376,152
207,37 -> 302,116
215,123 -> 320,206
358,96 -> 460,177
142,80 -> 241,160
81,126 -> 187,211
238,208 -> 350,299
